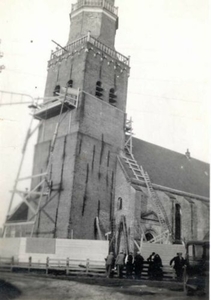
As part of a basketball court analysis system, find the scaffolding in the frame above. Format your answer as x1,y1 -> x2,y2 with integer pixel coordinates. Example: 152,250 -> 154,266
2,88 -> 80,238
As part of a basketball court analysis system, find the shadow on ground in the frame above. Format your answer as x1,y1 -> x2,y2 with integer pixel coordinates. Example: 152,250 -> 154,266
0,279 -> 21,300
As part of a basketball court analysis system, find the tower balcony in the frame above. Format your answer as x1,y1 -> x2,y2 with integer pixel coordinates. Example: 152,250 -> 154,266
71,0 -> 118,16
48,33 -> 130,68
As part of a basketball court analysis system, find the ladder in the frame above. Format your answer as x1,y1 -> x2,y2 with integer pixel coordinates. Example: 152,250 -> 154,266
122,148 -> 144,181
140,166 -> 171,235
122,147 -> 171,242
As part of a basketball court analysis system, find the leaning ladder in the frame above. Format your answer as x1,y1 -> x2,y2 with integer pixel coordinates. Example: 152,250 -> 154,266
121,149 -> 171,240
140,166 -> 171,234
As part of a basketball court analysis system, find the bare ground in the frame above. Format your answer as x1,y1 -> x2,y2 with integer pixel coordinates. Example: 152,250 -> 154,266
0,272 -> 208,300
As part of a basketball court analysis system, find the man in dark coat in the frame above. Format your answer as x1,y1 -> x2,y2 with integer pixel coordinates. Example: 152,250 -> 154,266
147,252 -> 156,279
170,252 -> 185,280
153,254 -> 163,280
105,252 -> 115,278
134,251 -> 144,279
125,252 -> 134,278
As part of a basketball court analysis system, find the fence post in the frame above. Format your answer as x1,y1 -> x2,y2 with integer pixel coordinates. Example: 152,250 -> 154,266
86,259 -> 90,275
172,268 -> 176,280
28,256 -> 32,273
11,256 -> 14,272
87,31 -> 91,42
66,257 -> 69,275
46,257 -> 49,275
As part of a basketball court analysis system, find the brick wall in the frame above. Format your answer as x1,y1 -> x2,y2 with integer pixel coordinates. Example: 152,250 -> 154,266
83,47 -> 128,112
114,161 -> 136,252
28,133 -> 78,238
114,162 -> 209,249
68,95 -> 125,239
68,11 -> 117,48
44,52 -> 86,98
137,186 -> 209,242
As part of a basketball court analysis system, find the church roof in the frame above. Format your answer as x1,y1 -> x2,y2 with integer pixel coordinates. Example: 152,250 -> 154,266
125,137 -> 210,198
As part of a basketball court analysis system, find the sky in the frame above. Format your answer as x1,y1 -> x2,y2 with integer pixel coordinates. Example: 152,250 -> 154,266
0,0 -> 210,227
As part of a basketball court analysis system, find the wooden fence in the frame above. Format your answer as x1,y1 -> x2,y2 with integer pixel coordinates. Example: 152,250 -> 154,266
0,256 -> 176,280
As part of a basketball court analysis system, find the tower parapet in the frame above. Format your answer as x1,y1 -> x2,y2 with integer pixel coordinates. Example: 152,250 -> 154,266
71,0 -> 118,16
68,0 -> 119,48
49,32 -> 130,69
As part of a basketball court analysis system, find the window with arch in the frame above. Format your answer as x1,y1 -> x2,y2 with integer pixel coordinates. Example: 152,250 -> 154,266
95,81 -> 104,99
109,88 -> 117,106
117,197 -> 122,210
175,203 -> 181,241
67,79 -> 73,88
53,85 -> 60,96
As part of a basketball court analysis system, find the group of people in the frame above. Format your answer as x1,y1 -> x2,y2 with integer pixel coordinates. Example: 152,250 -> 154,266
106,250 -> 185,281
105,251 -> 144,279
147,252 -> 163,280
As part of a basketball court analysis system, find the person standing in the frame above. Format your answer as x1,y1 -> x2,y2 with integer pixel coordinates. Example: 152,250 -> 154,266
153,254 -> 163,280
147,252 -> 156,279
115,251 -> 125,278
170,252 -> 185,281
105,252 -> 115,278
134,252 -> 144,279
125,252 -> 134,279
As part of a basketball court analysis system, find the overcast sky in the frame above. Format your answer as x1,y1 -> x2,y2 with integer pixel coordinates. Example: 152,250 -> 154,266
0,0 -> 210,227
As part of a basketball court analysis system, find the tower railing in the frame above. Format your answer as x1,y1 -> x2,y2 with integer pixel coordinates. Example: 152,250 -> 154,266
48,33 -> 130,68
71,0 -> 118,16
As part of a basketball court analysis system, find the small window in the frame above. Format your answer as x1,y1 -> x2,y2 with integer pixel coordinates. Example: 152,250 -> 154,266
95,81 -> 104,99
67,80 -> 73,88
109,88 -> 117,106
117,197 -> 122,210
53,85 -> 60,96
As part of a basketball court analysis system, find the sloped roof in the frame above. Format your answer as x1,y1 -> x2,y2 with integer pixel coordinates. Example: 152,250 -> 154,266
125,137 -> 210,198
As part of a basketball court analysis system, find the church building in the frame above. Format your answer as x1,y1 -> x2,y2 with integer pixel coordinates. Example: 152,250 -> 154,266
4,0 -> 209,252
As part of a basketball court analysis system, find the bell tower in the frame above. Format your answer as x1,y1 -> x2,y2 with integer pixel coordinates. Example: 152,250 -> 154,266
27,0 -> 130,239
68,0 -> 119,48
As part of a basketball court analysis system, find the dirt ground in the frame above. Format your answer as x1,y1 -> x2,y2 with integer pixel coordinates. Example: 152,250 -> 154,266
0,273 -> 208,300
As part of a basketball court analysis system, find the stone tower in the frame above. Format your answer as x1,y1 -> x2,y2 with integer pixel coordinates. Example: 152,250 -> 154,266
28,0 -> 130,239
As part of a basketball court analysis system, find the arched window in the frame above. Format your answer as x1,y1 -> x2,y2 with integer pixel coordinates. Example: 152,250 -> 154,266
95,81 -> 104,99
67,80 -> 73,88
53,85 -> 60,96
175,204 -> 181,241
117,197 -> 122,210
109,88 -> 117,106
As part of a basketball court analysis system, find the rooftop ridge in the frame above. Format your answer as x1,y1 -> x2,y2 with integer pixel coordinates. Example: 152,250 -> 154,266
132,136 -> 210,165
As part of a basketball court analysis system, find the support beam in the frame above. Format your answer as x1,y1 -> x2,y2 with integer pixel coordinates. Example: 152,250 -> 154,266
17,172 -> 47,182
4,221 -> 35,227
